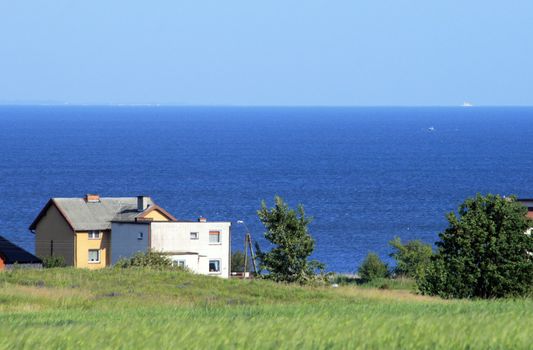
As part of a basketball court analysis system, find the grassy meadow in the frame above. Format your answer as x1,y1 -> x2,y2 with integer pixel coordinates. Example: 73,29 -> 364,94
0,268 -> 531,349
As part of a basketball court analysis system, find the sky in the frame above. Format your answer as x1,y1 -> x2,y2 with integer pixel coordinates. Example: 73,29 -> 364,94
0,1 -> 532,106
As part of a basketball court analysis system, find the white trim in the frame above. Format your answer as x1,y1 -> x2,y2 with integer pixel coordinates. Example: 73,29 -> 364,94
208,259 -> 221,274
172,259 -> 186,268
88,249 -> 101,263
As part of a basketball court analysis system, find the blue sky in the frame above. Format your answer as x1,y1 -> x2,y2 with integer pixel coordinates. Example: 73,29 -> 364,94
0,1 -> 532,106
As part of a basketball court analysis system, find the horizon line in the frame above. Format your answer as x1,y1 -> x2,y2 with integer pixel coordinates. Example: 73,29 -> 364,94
0,103 -> 532,108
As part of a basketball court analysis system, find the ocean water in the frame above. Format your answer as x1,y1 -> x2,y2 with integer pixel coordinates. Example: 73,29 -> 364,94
1,106 -> 532,272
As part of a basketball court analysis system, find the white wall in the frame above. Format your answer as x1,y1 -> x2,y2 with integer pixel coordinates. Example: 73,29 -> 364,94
166,254 -> 199,272
150,221 -> 231,278
111,222 -> 150,264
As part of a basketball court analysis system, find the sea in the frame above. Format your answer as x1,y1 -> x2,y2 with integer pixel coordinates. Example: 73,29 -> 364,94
1,106 -> 532,272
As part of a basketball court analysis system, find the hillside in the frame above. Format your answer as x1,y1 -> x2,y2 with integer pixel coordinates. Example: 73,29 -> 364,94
0,268 -> 532,349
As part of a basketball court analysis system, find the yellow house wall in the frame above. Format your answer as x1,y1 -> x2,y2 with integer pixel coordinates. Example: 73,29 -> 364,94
143,209 -> 170,221
34,204 -> 75,265
75,230 -> 110,269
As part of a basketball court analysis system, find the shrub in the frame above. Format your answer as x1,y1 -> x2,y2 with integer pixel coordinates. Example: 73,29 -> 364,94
115,252 -> 176,270
231,251 -> 251,273
358,253 -> 388,282
42,256 -> 66,268
389,237 -> 432,279
418,194 -> 533,299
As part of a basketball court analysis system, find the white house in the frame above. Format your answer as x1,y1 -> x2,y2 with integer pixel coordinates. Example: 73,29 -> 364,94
111,217 -> 231,278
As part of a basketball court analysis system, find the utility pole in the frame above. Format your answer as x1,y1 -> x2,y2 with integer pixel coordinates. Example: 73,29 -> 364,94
237,220 -> 259,278
243,233 -> 248,277
246,233 -> 258,275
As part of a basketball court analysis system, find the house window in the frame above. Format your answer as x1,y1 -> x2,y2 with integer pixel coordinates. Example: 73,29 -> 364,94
173,259 -> 186,268
88,249 -> 100,263
190,232 -> 199,240
209,259 -> 221,273
88,231 -> 100,239
209,231 -> 221,244
138,232 -> 144,240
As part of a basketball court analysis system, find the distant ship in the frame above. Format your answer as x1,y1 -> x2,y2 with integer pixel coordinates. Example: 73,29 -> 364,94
462,102 -> 473,107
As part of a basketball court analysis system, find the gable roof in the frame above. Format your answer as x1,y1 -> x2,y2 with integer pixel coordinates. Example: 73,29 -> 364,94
0,236 -> 42,264
29,197 -> 177,231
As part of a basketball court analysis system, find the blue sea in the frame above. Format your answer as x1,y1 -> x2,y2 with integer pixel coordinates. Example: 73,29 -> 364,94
1,106 -> 532,272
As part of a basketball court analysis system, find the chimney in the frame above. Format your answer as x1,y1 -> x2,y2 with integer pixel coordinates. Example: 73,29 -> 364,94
137,196 -> 149,212
86,194 -> 100,203
198,216 -> 207,223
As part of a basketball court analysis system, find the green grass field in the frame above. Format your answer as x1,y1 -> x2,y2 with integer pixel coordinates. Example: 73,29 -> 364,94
0,268 -> 531,349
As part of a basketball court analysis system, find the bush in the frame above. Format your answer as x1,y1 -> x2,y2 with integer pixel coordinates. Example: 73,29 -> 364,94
358,253 -> 388,282
42,256 -> 66,268
115,252 -> 177,270
418,194 -> 533,299
231,251 -> 251,273
389,237 -> 432,279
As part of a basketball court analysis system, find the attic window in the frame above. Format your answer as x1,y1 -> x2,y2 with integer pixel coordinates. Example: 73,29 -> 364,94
88,231 -> 100,239
138,232 -> 144,240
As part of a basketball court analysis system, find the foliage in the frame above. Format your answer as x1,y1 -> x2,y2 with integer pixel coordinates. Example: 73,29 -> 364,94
231,251 -> 251,272
331,274 -> 417,291
114,251 -> 177,270
0,268 -> 532,349
358,252 -> 389,282
418,194 -> 533,299
357,277 -> 417,291
41,255 -> 66,268
389,237 -> 433,278
255,196 -> 325,284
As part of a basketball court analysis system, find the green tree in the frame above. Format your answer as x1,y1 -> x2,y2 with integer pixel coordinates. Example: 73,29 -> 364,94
418,194 -> 533,299
255,196 -> 324,284
358,252 -> 388,282
389,237 -> 433,278
231,251 -> 251,272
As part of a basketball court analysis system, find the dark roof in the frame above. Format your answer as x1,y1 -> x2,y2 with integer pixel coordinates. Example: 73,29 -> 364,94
0,236 -> 42,264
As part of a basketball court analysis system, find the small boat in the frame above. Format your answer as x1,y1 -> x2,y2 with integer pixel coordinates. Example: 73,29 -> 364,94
462,102 -> 473,107
428,126 -> 435,132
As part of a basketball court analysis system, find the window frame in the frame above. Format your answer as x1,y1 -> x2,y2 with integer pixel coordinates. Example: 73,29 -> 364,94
173,259 -> 186,268
88,249 -> 101,263
137,232 -> 144,240
208,259 -> 221,274
208,231 -> 221,244
190,232 -> 199,240
88,230 -> 100,240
